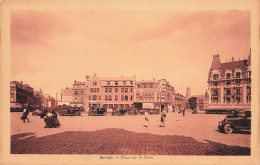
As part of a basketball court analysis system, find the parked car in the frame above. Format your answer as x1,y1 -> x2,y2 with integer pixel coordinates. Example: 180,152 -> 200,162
218,110 -> 251,134
59,107 -> 81,116
88,107 -> 107,116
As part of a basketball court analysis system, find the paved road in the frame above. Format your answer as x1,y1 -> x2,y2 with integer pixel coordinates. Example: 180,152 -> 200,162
11,111 -> 250,155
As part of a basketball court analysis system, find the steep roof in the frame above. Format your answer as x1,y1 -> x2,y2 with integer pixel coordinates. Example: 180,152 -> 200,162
221,60 -> 247,71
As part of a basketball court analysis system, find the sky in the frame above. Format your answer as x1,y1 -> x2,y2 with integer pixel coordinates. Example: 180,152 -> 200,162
11,10 -> 250,98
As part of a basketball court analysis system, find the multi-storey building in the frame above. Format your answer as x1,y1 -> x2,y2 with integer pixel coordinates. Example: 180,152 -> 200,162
174,93 -> 186,112
207,51 -> 251,113
10,81 -> 34,109
134,79 -> 175,112
85,73 -> 135,110
61,87 -> 73,102
191,90 -> 209,111
71,81 -> 86,107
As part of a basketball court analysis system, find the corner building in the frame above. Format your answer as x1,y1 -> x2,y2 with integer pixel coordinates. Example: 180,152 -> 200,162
134,79 -> 175,112
207,50 -> 251,113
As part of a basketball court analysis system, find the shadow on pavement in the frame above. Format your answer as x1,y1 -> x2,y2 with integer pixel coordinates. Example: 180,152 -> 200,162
11,128 -> 250,155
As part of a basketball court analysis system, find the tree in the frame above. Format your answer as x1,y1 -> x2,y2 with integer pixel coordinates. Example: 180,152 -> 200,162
188,97 -> 197,111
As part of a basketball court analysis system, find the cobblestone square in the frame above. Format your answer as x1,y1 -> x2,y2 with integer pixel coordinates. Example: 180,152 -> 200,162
11,111 -> 250,155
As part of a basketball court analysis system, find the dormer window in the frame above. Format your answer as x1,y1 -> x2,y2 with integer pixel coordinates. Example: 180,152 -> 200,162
213,74 -> 219,80
226,73 -> 231,79
236,72 -> 241,78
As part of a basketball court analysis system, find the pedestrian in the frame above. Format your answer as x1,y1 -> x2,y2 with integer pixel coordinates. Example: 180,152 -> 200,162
183,107 -> 185,116
51,110 -> 61,128
144,110 -> 149,127
21,108 -> 29,122
44,111 -> 53,128
160,110 -> 166,127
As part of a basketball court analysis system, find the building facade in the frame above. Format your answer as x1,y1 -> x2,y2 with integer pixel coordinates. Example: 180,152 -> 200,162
174,93 -> 186,112
191,90 -> 209,111
10,81 -> 34,108
207,51 -> 251,113
134,79 -> 175,112
71,81 -> 86,107
61,87 -> 73,102
85,73 -> 135,110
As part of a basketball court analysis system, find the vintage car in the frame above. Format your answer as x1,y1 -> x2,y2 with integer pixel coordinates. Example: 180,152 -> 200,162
88,107 -> 107,116
112,107 -> 128,116
218,110 -> 251,134
59,107 -> 81,116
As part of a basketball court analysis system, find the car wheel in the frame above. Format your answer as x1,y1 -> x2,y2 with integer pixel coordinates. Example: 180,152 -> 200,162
75,112 -> 79,116
224,124 -> 233,134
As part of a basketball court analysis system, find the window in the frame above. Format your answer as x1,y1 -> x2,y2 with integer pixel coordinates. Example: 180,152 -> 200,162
115,88 -> 118,92
226,82 -> 231,85
226,90 -> 231,95
121,95 -> 124,101
130,88 -> 133,92
115,81 -> 118,85
236,72 -> 241,78
115,95 -> 118,101
109,95 -> 112,101
137,84 -> 140,88
81,90 -> 84,94
93,81 -> 97,86
109,88 -> 112,92
130,81 -> 133,85
89,95 -> 91,100
75,98 -> 77,102
105,95 -> 108,101
213,74 -> 219,80
130,95 -> 133,101
105,88 -> 108,92
90,88 -> 93,93
213,90 -> 218,96
125,88 -> 128,92
93,95 -> 97,100
236,81 -> 241,86
125,95 -> 128,101
226,73 -> 231,79
93,88 -> 96,93
121,88 -> 124,93
236,88 -> 241,94
97,88 -> 99,93
81,98 -> 83,102
235,97 -> 241,103
226,97 -> 231,103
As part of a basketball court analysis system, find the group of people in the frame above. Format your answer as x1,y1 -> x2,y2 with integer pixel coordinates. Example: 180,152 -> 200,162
21,105 -> 60,128
144,110 -> 167,127
40,109 -> 61,128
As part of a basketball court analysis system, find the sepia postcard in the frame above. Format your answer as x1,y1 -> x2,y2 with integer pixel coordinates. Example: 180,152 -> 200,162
0,0 -> 259,165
